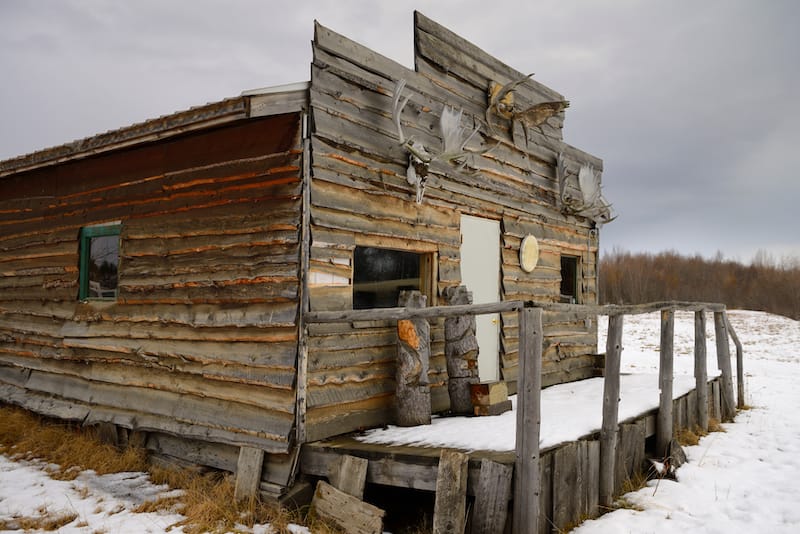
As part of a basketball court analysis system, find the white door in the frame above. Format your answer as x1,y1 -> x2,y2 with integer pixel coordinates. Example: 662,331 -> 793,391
459,215 -> 501,382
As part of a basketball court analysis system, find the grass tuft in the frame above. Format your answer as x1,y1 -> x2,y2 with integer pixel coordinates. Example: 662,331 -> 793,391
707,418 -> 726,433
676,428 -> 701,446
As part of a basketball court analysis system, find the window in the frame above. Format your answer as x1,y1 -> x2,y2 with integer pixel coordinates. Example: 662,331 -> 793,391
78,224 -> 121,300
353,246 -> 429,309
560,255 -> 579,304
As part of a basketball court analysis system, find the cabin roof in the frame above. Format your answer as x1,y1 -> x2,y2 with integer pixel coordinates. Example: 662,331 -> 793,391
0,82 -> 309,179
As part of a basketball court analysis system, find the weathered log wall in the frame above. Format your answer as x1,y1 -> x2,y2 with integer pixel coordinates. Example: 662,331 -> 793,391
0,113 -> 303,455
305,14 -> 602,441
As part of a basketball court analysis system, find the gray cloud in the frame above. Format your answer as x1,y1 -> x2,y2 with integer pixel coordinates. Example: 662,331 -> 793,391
1,0 -> 797,262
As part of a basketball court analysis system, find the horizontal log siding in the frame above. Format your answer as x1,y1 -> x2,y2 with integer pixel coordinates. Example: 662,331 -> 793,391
0,114 -> 303,453
305,20 -> 601,440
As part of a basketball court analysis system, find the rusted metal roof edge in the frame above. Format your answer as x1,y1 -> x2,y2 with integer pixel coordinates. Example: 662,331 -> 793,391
0,97 -> 247,177
0,84 -> 309,178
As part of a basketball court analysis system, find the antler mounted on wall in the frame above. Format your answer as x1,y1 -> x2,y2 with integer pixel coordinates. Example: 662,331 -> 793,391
392,79 -> 480,203
556,151 -> 616,225
487,74 -> 570,142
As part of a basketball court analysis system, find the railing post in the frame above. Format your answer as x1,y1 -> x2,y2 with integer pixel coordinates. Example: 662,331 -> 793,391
599,313 -> 623,508
656,308 -> 674,458
694,310 -> 709,431
714,311 -> 736,420
513,307 -> 543,534
724,313 -> 746,409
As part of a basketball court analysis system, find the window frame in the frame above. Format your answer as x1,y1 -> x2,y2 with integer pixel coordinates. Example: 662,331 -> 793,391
560,254 -> 581,304
78,223 -> 121,301
351,245 -> 435,310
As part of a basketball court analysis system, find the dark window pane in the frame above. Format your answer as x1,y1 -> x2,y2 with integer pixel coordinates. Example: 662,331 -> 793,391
353,246 -> 421,309
88,235 -> 119,298
560,256 -> 578,303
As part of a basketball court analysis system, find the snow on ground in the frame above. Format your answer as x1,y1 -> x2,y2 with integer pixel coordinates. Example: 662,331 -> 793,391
575,310 -> 800,534
0,310 -> 797,532
0,459 -> 185,533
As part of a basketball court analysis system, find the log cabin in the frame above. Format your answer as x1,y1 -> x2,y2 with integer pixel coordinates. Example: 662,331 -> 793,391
0,13 -> 612,497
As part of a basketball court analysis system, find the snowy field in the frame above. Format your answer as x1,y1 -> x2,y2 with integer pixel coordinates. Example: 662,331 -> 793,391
0,310 -> 798,533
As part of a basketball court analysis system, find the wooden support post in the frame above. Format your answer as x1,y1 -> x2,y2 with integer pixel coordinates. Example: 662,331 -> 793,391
328,454 -> 368,500
396,290 -> 432,426
513,307 -> 543,534
311,481 -> 385,534
433,449 -> 469,534
724,313 -> 746,409
656,309 -> 674,458
234,446 -> 265,502
443,286 -> 480,414
713,311 -> 736,421
471,459 -> 513,534
599,314 -> 623,508
94,422 -> 119,447
694,310 -> 709,431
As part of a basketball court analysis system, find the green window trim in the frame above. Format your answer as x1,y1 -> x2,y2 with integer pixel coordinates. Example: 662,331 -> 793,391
78,224 -> 121,301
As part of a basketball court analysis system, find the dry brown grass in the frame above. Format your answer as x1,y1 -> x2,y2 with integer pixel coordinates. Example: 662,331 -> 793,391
0,511 -> 79,531
676,427 -> 701,446
0,404 -> 342,534
707,417 -> 726,433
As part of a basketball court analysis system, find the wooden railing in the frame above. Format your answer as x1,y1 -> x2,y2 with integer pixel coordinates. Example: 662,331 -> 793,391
302,299 -> 745,533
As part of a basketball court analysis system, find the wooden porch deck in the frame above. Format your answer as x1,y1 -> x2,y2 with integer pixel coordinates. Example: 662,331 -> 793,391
299,376 -> 724,533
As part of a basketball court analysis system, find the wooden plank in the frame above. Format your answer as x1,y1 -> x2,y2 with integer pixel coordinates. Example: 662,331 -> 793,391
713,312 -> 736,421
614,421 -> 645,496
296,133 -> 312,445
471,459 -> 513,534
513,307 -> 543,534
311,480 -> 384,534
656,309 -> 674,458
234,447 -> 265,501
328,454 -> 369,499
433,449 -> 469,534
583,440 -> 600,518
552,442 -> 581,530
146,432 -> 239,472
694,311 -> 709,431
599,314 -> 623,507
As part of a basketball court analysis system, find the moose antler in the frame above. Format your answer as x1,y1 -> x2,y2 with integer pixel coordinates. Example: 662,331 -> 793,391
391,79 -> 484,202
556,152 -> 616,225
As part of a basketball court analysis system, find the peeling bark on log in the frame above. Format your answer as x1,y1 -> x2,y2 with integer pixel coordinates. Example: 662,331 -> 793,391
396,291 -> 431,426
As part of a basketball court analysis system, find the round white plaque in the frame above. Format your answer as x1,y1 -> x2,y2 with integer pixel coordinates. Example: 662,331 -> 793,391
520,234 -> 539,273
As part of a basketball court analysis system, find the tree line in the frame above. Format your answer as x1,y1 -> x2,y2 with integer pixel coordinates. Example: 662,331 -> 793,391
599,249 -> 800,320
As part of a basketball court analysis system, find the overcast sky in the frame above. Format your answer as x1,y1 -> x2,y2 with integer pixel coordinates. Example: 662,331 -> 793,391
1,0 -> 798,263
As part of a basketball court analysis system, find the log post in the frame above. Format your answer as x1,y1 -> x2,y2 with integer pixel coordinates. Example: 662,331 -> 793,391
713,311 -> 736,421
396,290 -> 431,426
443,286 -> 480,414
656,309 -> 674,458
513,307 -> 543,534
694,310 -> 709,431
724,313 -> 746,409
599,313 -> 623,508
